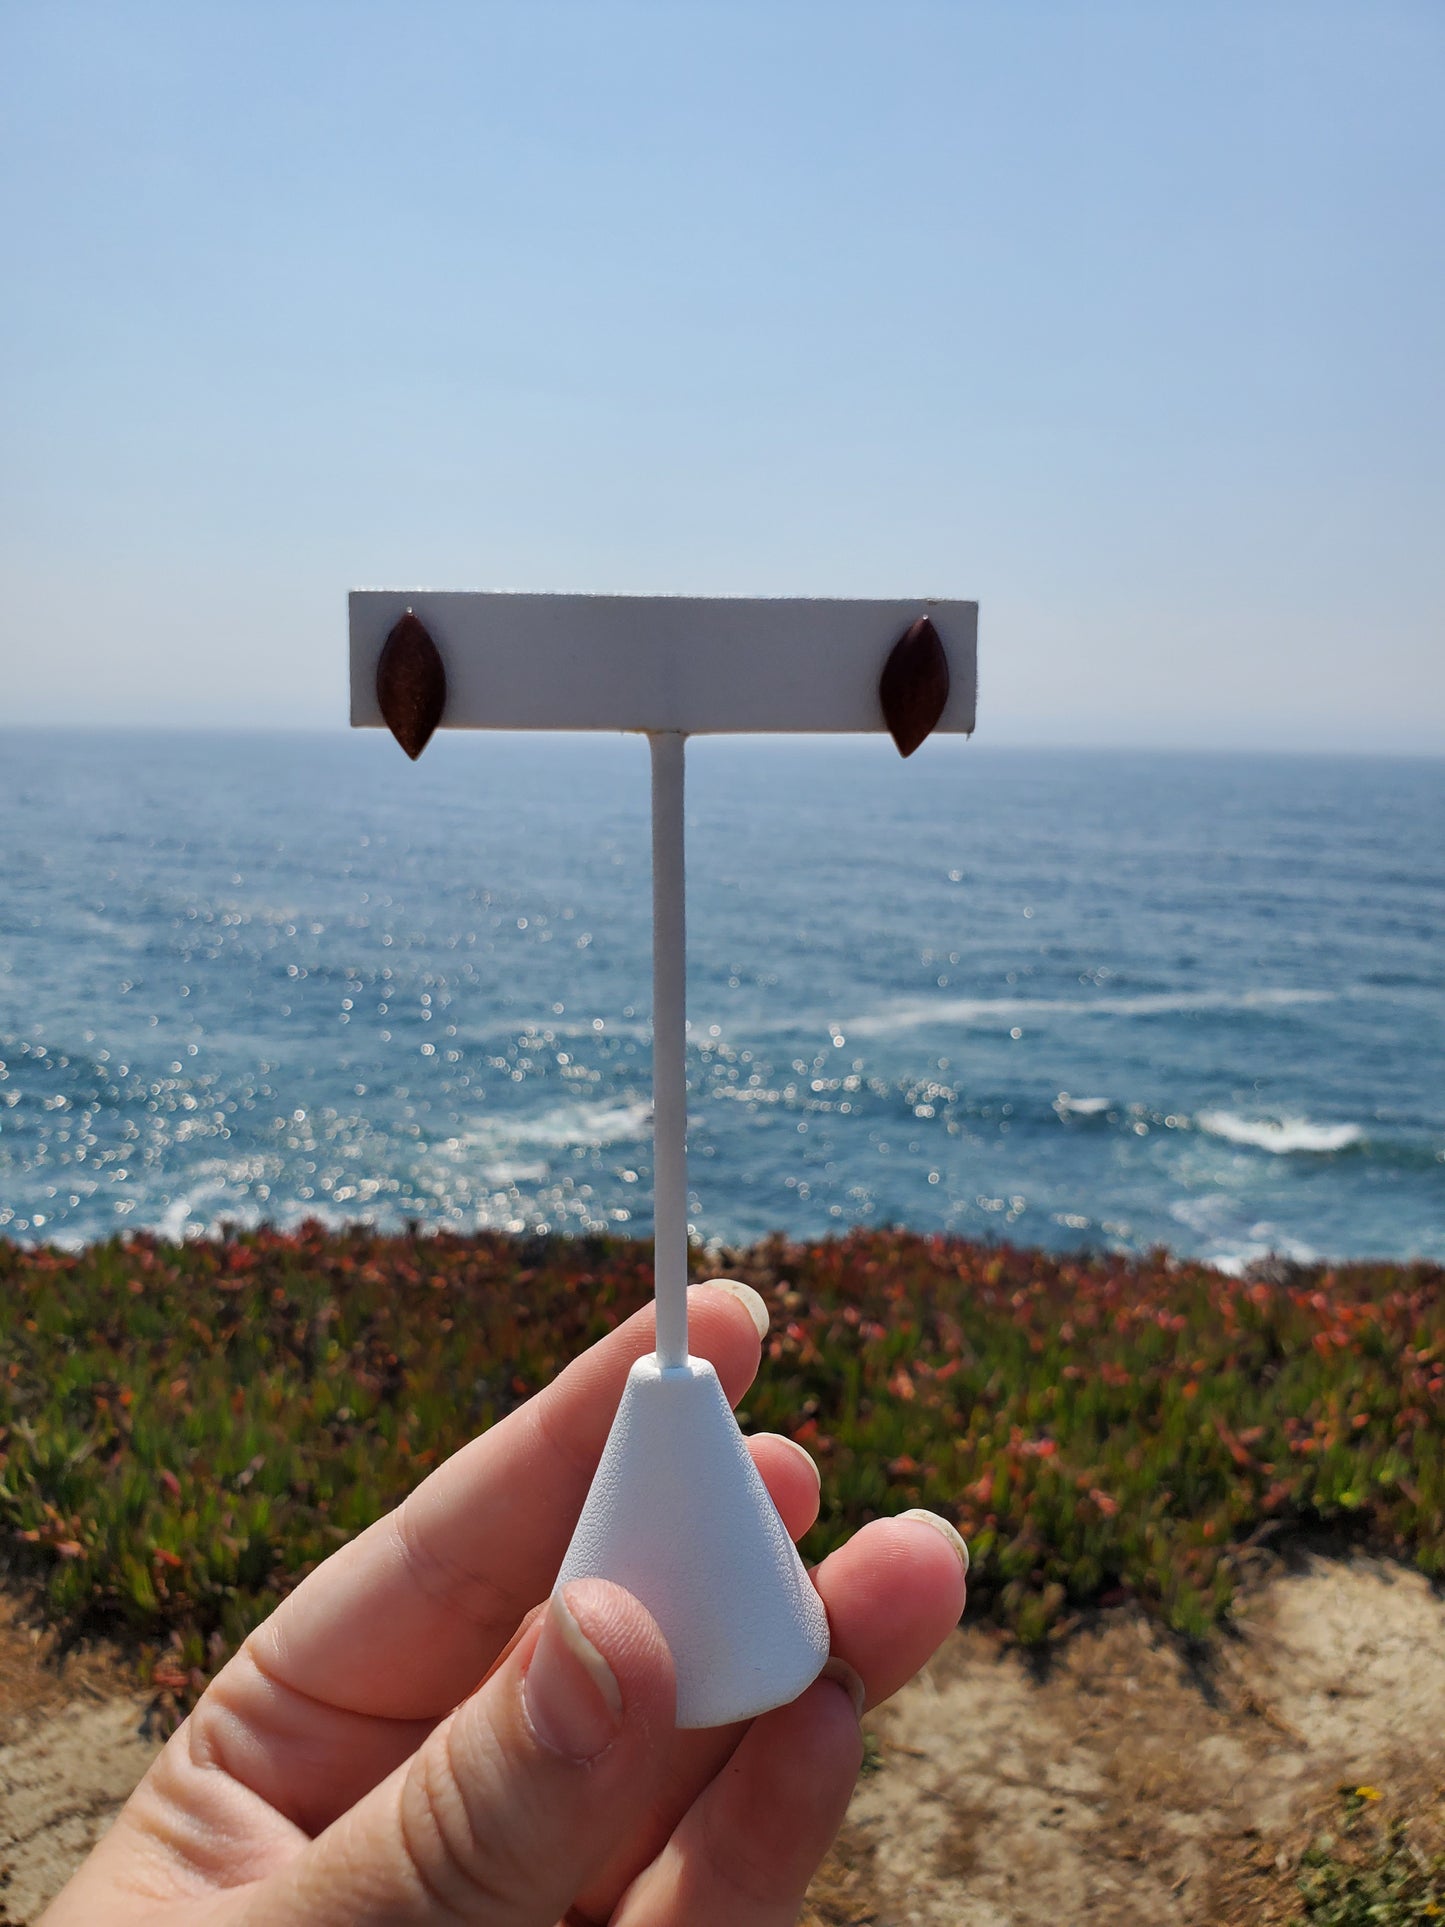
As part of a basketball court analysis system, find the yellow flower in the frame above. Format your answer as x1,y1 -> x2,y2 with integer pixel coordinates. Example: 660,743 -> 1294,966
1354,1786 -> 1383,1801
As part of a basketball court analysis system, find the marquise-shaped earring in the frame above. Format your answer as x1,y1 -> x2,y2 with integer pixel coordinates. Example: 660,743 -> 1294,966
879,615 -> 950,757
376,611 -> 447,759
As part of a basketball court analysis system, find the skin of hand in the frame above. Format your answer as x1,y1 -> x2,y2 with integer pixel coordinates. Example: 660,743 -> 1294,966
42,1280 -> 968,1927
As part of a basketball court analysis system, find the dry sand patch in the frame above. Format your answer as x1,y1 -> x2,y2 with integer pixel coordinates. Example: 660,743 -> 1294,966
808,1552 -> 1445,1926
0,1698 -> 159,1926
0,1597 -> 158,1926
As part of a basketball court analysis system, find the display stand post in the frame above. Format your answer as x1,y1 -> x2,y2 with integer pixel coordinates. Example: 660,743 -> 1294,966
649,730 -> 689,1370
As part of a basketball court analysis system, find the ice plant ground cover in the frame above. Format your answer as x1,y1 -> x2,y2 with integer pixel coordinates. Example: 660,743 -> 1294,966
0,1225 -> 1440,1699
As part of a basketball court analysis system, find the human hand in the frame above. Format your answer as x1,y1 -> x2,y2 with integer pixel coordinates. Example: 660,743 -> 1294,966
43,1280 -> 967,1926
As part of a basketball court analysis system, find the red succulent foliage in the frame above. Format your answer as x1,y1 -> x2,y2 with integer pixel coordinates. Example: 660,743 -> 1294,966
0,1224 -> 1439,1695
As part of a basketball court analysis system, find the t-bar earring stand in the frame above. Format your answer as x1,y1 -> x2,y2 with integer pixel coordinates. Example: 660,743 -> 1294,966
351,590 -> 978,1726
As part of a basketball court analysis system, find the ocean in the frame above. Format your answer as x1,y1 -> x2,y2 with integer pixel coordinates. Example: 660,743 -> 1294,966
1,730 -> 1441,1271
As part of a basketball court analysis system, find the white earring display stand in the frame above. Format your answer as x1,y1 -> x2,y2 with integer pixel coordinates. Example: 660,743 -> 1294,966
349,591 -> 978,1727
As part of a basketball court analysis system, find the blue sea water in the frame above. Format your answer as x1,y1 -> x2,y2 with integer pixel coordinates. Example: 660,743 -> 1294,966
1,730 -> 1441,1270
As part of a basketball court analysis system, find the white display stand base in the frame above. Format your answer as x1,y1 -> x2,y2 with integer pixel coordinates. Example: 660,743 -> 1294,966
555,1354 -> 832,1728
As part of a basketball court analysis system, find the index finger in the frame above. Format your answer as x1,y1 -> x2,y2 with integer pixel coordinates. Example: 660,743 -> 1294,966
253,1281 -> 766,1720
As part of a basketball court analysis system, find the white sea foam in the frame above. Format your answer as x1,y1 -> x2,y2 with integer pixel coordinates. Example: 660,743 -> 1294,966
138,1153 -> 289,1242
1054,1094 -> 1112,1116
157,1173 -> 236,1242
1196,1111 -> 1363,1155
1169,1194 -> 1322,1272
516,1098 -> 652,1149
1211,1232 -> 1321,1276
465,1098 -> 652,1156
842,987 -> 1336,1039
481,1159 -> 549,1186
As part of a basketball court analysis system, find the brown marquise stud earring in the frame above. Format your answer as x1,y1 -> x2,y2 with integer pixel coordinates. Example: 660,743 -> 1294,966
376,610 -> 447,759
879,615 -> 950,757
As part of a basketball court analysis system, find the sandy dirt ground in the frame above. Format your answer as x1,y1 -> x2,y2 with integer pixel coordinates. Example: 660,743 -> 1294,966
2,1554 -> 1442,1926
0,1598 -> 157,1926
807,1552 -> 1445,1926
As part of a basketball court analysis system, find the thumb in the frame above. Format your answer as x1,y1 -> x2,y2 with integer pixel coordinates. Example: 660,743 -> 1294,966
240,1579 -> 676,1927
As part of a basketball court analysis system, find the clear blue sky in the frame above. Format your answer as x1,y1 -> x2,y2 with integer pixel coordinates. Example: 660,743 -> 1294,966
3,2 -> 1441,749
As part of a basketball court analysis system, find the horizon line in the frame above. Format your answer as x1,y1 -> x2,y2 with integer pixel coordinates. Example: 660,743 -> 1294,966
0,721 -> 1442,763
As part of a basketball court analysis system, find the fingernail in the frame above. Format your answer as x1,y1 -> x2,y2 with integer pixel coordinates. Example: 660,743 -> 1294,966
821,1657 -> 867,1722
897,1508 -> 970,1576
524,1589 -> 623,1761
698,1277 -> 770,1340
773,1434 -> 822,1490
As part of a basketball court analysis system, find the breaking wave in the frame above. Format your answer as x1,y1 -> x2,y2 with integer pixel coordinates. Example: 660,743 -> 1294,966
486,1098 -> 652,1151
843,987 -> 1336,1039
1196,1111 -> 1364,1155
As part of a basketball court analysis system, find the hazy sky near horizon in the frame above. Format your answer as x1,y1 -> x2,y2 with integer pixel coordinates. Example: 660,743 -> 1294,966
3,3 -> 1442,751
